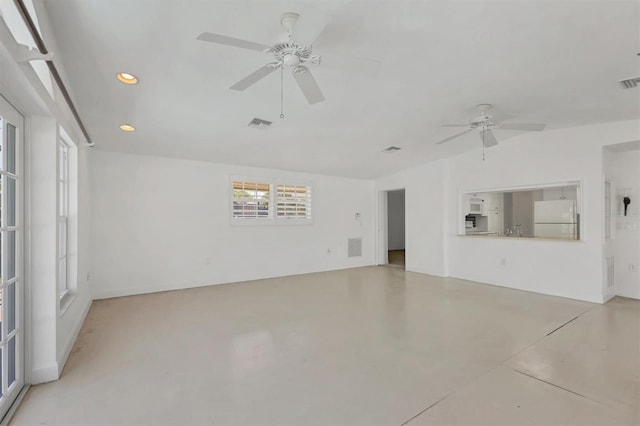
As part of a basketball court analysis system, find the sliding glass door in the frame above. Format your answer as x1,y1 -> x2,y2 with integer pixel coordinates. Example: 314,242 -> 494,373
0,95 -> 24,421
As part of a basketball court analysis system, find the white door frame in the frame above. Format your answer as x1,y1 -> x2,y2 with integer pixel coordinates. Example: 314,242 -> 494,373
377,190 -> 389,265
377,188 -> 406,265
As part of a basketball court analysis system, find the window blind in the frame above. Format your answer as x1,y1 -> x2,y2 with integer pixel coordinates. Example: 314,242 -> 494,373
276,185 -> 312,219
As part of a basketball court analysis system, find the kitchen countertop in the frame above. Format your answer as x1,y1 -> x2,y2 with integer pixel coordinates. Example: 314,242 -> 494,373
465,231 -> 501,235
459,233 -> 579,241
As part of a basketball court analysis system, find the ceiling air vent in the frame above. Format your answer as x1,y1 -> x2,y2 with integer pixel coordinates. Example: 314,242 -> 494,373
248,118 -> 272,129
382,146 -> 402,153
619,77 -> 640,89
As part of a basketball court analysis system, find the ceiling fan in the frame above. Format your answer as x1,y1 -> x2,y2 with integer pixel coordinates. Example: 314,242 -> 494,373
197,12 -> 329,104
436,104 -> 546,147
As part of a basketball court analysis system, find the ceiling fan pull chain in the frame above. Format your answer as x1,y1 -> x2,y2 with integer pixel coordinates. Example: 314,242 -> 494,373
280,67 -> 285,119
482,130 -> 485,161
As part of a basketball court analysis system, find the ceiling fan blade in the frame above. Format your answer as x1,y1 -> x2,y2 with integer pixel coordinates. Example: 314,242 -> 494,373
489,111 -> 516,123
319,53 -> 381,78
293,67 -> 325,104
230,64 -> 278,91
481,129 -> 498,148
435,129 -> 473,145
499,123 -> 546,131
295,13 -> 332,47
197,32 -> 271,52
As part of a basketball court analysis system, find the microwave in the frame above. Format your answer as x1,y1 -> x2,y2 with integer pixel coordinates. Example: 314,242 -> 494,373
468,197 -> 484,215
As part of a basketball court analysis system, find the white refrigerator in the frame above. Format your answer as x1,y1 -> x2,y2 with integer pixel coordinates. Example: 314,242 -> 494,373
534,200 -> 578,239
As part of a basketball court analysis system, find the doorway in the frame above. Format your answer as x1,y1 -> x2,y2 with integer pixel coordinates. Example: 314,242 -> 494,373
386,189 -> 405,268
0,94 -> 25,421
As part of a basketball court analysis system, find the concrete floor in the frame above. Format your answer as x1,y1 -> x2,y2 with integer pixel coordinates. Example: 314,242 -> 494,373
12,267 -> 640,425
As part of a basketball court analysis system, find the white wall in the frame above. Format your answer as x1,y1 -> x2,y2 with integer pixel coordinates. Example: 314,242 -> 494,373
602,148 -> 616,301
90,151 -> 375,299
610,149 -> 640,299
446,121 -> 640,303
27,116 -> 58,383
26,116 -> 93,384
376,120 -> 640,303
1,1 -> 93,383
387,190 -> 405,250
56,140 -> 92,372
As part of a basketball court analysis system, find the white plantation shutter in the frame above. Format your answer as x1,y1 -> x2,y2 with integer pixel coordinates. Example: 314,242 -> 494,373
232,181 -> 272,219
276,184 -> 312,219
231,178 -> 312,224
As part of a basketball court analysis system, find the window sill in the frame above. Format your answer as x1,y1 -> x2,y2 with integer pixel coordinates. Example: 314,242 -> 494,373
59,292 -> 76,317
230,218 -> 313,226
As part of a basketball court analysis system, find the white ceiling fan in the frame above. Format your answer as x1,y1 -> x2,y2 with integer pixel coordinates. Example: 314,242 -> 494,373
197,12 -> 340,105
436,104 -> 546,147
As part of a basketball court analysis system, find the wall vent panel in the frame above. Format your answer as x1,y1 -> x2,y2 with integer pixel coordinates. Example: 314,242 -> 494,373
348,238 -> 362,257
606,257 -> 615,288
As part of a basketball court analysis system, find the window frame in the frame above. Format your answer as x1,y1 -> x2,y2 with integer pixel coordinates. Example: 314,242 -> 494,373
57,126 -> 78,313
230,176 -> 313,226
57,138 -> 70,300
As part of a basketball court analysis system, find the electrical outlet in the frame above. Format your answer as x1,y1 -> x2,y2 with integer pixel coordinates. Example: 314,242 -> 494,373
501,258 -> 506,266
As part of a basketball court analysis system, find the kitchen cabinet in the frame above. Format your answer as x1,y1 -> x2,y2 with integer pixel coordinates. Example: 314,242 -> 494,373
484,192 -> 503,213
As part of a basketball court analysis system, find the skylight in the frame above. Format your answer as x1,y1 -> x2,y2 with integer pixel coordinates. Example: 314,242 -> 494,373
0,0 -> 54,98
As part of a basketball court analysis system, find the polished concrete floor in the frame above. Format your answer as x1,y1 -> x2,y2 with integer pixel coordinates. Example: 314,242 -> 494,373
13,267 -> 640,425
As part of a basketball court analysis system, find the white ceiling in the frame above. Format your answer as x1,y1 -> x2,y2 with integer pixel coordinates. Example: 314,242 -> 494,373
43,0 -> 639,178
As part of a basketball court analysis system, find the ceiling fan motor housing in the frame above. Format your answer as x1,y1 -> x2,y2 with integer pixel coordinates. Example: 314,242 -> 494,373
267,42 -> 320,68
470,115 -> 494,128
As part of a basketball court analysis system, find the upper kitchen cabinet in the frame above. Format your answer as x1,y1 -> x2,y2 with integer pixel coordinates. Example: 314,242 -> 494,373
484,192 -> 503,213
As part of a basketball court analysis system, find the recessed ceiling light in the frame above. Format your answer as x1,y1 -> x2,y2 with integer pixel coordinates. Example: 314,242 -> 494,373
116,72 -> 138,84
119,124 -> 135,132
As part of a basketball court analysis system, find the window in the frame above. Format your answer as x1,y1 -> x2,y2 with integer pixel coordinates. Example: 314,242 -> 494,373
57,139 -> 69,299
277,185 -> 312,219
232,181 -> 271,219
231,179 -> 312,224
57,127 -> 78,309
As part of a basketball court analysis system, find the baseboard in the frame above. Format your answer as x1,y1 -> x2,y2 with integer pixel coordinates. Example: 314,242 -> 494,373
30,363 -> 59,384
57,296 -> 93,376
92,263 -> 376,300
613,290 -> 640,300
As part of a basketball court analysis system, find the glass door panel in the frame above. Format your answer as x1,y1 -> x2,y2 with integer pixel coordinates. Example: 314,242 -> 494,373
0,95 -> 24,421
